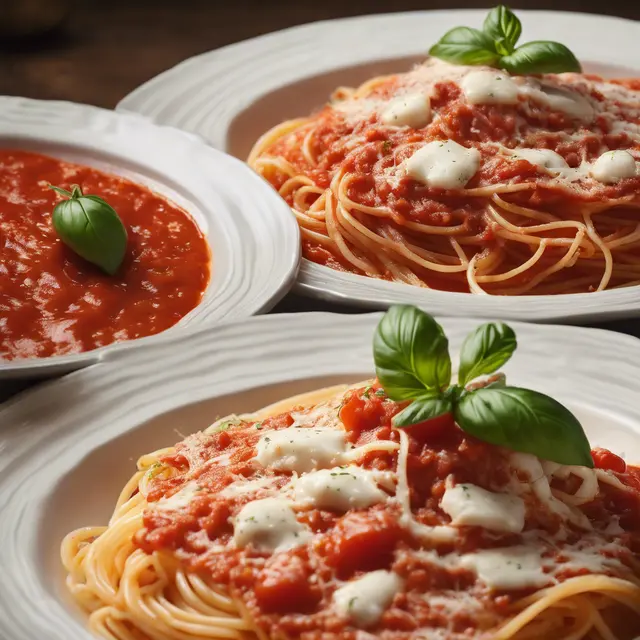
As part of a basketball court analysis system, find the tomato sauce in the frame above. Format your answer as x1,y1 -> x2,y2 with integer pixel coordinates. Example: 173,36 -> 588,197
260,66 -> 640,294
0,150 -> 210,360
136,383 -> 640,639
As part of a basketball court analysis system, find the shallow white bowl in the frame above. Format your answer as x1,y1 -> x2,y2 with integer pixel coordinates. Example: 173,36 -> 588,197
118,9 -> 640,322
1,312 -> 640,639
0,97 -> 300,379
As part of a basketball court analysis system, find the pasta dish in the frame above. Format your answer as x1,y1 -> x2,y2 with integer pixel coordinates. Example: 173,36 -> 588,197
249,60 -> 640,295
62,306 -> 640,640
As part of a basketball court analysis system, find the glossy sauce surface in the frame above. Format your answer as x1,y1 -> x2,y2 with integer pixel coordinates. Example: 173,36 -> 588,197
0,150 -> 210,360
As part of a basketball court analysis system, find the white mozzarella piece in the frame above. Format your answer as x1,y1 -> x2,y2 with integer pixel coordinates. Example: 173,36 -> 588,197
519,81 -> 594,120
460,70 -> 519,105
233,498 -> 311,552
460,546 -> 551,590
255,427 -> 347,473
293,466 -> 387,511
590,150 -> 638,183
404,140 -> 480,190
333,570 -> 403,627
154,482 -> 203,511
440,483 -> 525,533
512,148 -> 569,172
381,93 -> 431,128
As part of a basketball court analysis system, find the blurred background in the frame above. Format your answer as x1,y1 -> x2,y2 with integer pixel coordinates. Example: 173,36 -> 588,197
1,0 -> 639,110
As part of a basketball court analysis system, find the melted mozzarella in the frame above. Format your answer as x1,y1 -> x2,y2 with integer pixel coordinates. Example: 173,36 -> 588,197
333,570 -> 403,627
512,148 -> 569,173
381,93 -> 431,128
154,483 -> 203,511
233,498 -> 310,552
219,476 -> 280,498
440,483 -> 525,533
404,140 -> 481,190
560,546 -> 625,574
509,453 -> 591,530
519,81 -> 594,120
548,465 -> 599,506
460,546 -> 551,590
590,150 -> 638,183
460,70 -> 519,105
256,427 -> 347,473
293,466 -> 387,511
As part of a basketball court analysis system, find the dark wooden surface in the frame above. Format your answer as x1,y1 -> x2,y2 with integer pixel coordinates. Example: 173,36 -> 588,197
1,0 -> 639,402
2,0 -> 639,110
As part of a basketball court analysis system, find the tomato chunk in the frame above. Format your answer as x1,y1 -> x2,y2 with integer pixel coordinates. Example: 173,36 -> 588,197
592,448 -> 627,473
255,553 -> 319,613
401,412 -> 455,442
339,386 -> 398,438
326,510 -> 401,578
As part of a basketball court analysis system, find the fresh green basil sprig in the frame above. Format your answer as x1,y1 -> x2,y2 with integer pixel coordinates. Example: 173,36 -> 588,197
429,5 -> 581,75
373,305 -> 593,467
50,184 -> 128,275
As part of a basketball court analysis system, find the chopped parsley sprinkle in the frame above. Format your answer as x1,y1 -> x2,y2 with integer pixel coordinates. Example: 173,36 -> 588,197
255,422 -> 263,430
375,389 -> 386,397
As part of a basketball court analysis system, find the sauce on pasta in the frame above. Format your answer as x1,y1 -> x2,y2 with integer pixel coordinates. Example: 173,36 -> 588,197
249,61 -> 640,295
62,382 -> 640,640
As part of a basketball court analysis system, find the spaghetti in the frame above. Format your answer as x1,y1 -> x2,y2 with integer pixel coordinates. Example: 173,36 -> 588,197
248,60 -> 640,294
62,382 -> 640,640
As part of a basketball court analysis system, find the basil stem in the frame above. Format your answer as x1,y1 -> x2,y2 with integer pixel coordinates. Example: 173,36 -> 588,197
50,184 -> 128,276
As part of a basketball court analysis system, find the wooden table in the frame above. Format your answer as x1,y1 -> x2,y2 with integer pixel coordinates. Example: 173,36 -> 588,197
1,0 -> 640,401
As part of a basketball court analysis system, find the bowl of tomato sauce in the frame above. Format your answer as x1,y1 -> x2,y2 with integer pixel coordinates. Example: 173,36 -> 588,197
0,97 -> 300,379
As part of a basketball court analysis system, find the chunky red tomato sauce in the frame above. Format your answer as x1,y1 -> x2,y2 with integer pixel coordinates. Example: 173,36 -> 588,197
0,150 -> 210,359
261,65 -> 640,292
137,384 -> 640,639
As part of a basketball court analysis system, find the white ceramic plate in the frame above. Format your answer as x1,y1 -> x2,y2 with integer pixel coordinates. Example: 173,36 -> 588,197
118,10 -> 640,323
0,97 -> 300,379
1,312 -> 640,640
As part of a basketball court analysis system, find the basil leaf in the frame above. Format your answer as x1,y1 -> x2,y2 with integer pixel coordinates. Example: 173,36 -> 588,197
51,185 -> 128,275
429,27 -> 501,67
393,393 -> 452,429
454,386 -> 593,467
458,323 -> 517,386
499,41 -> 582,75
483,5 -> 522,54
374,305 -> 452,401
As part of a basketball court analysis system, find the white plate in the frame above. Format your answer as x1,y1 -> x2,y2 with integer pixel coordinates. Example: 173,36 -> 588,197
1,312 -> 640,640
118,10 -> 640,323
0,97 -> 300,379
